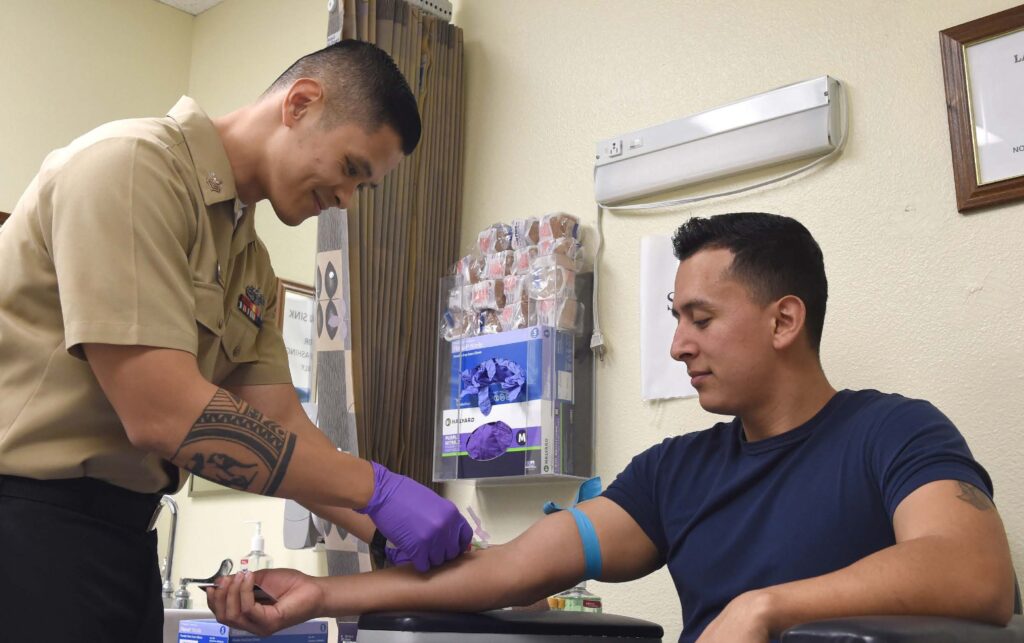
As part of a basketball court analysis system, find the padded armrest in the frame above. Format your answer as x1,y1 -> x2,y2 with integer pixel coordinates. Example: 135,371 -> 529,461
358,610 -> 664,638
781,614 -> 1024,642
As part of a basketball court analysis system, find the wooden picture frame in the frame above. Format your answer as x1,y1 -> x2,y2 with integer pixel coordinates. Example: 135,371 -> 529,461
0,211 -> 9,225
940,5 -> 1024,213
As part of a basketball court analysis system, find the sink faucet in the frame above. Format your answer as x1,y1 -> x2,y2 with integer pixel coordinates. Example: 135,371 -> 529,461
159,495 -> 178,608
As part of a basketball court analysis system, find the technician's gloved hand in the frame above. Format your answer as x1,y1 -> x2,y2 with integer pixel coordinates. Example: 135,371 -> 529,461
357,461 -> 472,573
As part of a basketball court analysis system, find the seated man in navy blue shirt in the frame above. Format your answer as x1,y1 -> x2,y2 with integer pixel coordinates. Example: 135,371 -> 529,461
208,212 -> 1014,643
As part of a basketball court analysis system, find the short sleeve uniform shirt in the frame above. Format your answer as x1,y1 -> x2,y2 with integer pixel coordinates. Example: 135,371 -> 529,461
0,97 -> 291,493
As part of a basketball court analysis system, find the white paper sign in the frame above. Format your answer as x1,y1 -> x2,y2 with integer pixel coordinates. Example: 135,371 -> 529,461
282,290 -> 315,402
965,27 -> 1024,184
640,236 -> 696,401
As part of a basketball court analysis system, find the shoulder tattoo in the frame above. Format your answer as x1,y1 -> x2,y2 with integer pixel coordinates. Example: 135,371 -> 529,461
955,481 -> 994,511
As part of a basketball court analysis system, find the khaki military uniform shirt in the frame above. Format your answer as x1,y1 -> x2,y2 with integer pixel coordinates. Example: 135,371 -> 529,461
0,97 -> 291,494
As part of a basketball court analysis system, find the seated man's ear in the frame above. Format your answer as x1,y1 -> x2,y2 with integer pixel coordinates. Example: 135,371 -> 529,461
770,295 -> 807,351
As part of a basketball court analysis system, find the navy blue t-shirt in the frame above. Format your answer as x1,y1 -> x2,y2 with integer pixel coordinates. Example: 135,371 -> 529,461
602,389 -> 992,643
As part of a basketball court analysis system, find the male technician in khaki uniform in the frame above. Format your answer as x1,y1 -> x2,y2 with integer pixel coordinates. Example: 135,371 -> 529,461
0,40 -> 470,642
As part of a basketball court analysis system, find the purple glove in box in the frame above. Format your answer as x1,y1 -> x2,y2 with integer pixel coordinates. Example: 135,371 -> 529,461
466,420 -> 514,461
459,358 -> 526,416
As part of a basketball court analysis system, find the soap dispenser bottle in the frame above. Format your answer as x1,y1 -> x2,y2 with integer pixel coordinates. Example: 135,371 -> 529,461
240,520 -> 274,572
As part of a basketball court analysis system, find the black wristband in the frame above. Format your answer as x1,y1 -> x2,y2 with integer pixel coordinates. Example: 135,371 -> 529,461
370,528 -> 388,568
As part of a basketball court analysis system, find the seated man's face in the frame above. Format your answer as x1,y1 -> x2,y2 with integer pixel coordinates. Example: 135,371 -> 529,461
669,247 -> 779,416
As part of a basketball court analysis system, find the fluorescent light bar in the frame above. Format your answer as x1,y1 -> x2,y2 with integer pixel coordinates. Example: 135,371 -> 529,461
594,76 -> 842,204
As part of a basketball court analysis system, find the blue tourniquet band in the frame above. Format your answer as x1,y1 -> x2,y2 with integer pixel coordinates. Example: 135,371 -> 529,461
567,506 -> 602,581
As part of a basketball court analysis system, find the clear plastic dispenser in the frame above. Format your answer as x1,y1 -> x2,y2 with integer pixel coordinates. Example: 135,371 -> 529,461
432,272 -> 594,484
240,520 -> 274,571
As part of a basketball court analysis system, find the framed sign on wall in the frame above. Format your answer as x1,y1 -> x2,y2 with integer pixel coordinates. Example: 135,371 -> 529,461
277,279 -> 317,403
940,4 -> 1024,212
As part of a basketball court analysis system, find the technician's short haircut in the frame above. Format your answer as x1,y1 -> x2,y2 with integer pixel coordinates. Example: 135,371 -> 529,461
264,40 -> 421,155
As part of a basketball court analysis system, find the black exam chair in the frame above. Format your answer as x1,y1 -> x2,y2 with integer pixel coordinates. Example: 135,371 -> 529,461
357,610 -> 663,641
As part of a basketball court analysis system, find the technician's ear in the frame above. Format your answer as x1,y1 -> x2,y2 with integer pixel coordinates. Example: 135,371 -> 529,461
770,295 -> 807,351
281,78 -> 325,127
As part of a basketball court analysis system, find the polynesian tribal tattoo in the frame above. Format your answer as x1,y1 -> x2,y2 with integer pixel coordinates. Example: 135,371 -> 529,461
173,389 -> 297,495
955,481 -> 994,511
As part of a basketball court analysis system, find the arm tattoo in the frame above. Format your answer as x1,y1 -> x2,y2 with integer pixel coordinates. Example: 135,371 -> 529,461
172,388 -> 297,495
955,481 -> 994,511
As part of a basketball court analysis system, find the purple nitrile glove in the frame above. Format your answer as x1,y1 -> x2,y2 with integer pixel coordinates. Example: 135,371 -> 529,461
466,421 -> 514,461
357,461 -> 472,573
385,543 -> 414,568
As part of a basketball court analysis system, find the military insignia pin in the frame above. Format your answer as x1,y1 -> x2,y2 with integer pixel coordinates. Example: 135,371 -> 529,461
237,287 -> 263,328
206,172 -> 223,193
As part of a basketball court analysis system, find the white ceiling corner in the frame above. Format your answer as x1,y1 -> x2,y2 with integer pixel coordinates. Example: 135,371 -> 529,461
155,0 -> 224,17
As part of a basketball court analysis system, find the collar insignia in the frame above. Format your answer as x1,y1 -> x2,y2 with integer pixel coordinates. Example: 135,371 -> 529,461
206,171 -> 223,193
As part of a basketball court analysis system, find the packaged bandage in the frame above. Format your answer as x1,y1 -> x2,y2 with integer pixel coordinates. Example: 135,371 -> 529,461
471,279 -> 505,310
442,310 -> 474,341
538,236 -> 579,259
535,297 -> 581,331
539,212 -> 580,242
477,224 -> 512,254
455,254 -> 484,286
476,309 -> 501,335
503,273 -> 530,306
529,264 -> 576,300
448,285 -> 472,313
513,246 -> 538,274
511,218 -> 539,249
499,300 -> 532,332
485,250 -> 516,279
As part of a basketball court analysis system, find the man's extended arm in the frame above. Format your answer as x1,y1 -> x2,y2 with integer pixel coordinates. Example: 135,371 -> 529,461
698,480 -> 1015,642
207,497 -> 663,636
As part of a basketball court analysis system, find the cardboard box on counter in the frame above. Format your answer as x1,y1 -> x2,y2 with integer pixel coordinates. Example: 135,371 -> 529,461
178,619 -> 328,643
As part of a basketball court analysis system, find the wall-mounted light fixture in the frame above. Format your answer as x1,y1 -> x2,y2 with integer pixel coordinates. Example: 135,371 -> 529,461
594,76 -> 843,205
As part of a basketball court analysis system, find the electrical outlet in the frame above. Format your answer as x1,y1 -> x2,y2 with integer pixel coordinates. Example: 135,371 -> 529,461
606,139 -> 623,158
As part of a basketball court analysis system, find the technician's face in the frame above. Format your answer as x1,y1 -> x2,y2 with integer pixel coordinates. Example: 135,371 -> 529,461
269,118 -> 404,226
669,248 -> 777,416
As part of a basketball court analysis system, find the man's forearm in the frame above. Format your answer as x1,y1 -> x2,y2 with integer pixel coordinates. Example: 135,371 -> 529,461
316,512 -> 589,616
755,536 -> 1013,636
169,387 -> 373,508
317,546 -> 547,616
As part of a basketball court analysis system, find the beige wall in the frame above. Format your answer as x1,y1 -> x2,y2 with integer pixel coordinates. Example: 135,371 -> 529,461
446,1 -> 1024,639
0,0 -> 193,211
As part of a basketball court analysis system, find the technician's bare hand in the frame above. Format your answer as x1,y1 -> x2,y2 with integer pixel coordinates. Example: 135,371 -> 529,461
206,569 -> 324,637
696,591 -> 772,643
